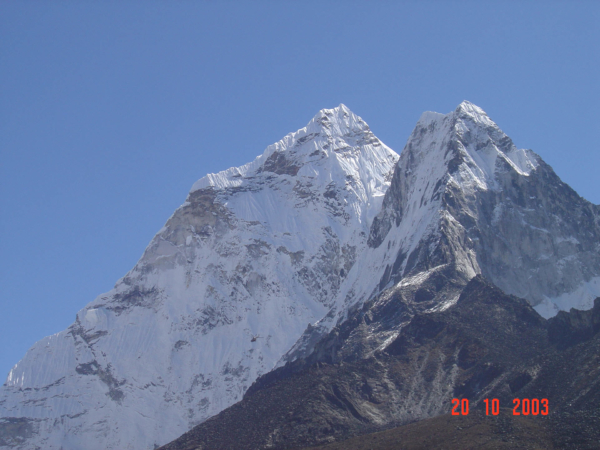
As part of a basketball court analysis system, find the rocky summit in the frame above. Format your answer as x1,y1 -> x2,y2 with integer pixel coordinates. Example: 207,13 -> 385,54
2,102 -> 599,450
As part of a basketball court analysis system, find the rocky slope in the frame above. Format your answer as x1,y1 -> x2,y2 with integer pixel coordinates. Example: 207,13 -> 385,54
307,409 -> 556,450
0,105 -> 398,450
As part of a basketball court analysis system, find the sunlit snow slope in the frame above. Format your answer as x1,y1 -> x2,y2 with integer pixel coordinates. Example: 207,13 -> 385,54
0,105 -> 398,450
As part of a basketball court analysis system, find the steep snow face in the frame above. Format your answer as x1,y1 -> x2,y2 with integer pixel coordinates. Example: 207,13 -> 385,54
0,105 -> 398,450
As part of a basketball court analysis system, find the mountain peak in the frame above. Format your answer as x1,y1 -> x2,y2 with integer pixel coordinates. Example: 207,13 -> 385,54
308,103 -> 369,135
454,100 -> 502,132
314,102 -> 351,117
370,101 -> 600,318
455,100 -> 487,116
3,103 -> 600,450
417,101 -> 495,131
316,102 -> 350,116
409,101 -> 539,184
190,104 -> 393,193
0,105 -> 399,450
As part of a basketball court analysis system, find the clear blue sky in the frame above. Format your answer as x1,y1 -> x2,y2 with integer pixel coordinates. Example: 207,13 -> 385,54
1,1 -> 599,378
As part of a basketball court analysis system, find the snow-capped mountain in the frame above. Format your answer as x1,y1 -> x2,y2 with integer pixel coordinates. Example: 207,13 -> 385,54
0,105 -> 398,450
156,103 -> 600,450
2,101 -> 600,450
280,100 -> 600,366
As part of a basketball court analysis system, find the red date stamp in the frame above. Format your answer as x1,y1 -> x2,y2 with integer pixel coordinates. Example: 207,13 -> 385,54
451,398 -> 548,416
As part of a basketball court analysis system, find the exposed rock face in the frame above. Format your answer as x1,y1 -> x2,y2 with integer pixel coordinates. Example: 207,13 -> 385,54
157,277 -> 600,450
0,105 -> 398,450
